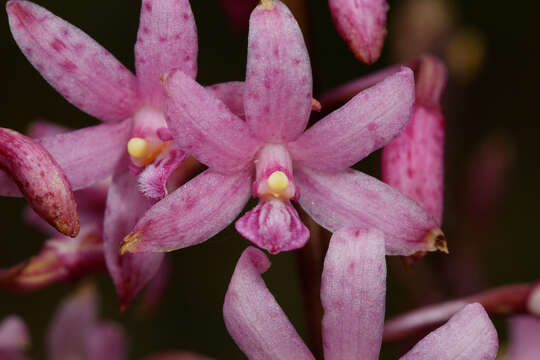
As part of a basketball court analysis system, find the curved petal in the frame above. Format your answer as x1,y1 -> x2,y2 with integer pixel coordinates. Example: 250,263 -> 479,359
206,82 -> 245,119
137,147 -> 188,199
223,247 -> 314,360
0,128 -> 79,236
103,169 -> 164,310
134,0 -> 197,107
321,227 -> 386,360
507,316 -> 540,360
87,322 -> 127,360
6,0 -> 139,122
329,0 -> 388,64
163,70 -> 261,173
296,168 -> 445,256
288,67 -> 414,173
121,169 -> 252,253
399,303 -> 498,360
0,316 -> 29,350
244,1 -> 312,142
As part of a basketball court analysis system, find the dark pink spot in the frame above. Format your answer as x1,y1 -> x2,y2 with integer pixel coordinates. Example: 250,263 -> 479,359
61,60 -> 77,72
367,123 -> 376,131
144,2 -> 152,11
51,38 -> 67,52
159,36 -> 167,42
184,55 -> 191,62
182,12 -> 189,21
143,26 -> 150,34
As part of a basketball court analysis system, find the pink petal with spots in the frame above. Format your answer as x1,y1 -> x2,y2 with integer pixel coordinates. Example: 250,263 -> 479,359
0,316 -> 29,350
382,105 -> 445,223
321,228 -> 386,360
138,147 -> 188,199
296,167 -> 444,256
329,0 -> 388,64
235,198 -> 309,254
399,303 -> 498,360
103,169 -> 164,310
121,169 -> 252,253
223,247 -> 315,360
87,322 -> 127,360
163,70 -> 261,173
135,0 -> 197,107
7,0 -> 139,121
507,316 -> 540,360
0,127 -> 79,237
288,67 -> 414,173
206,82 -> 245,119
244,1 -> 312,142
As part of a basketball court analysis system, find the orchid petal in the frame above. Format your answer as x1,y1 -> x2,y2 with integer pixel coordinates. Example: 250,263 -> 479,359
121,169 -> 251,253
103,170 -> 164,310
288,67 -> 414,173
163,70 -> 261,173
6,0 -> 139,121
321,227 -> 386,360
399,303 -> 498,360
329,0 -> 388,64
0,128 -> 79,236
138,147 -> 188,199
27,120 -> 69,138
206,82 -> 245,119
87,322 -> 127,360
296,168 -> 445,256
507,316 -> 540,360
223,247 -> 314,360
244,1 -> 312,142
0,316 -> 29,350
135,0 -> 197,107
382,104 -> 445,223
47,285 -> 98,360
235,198 -> 309,254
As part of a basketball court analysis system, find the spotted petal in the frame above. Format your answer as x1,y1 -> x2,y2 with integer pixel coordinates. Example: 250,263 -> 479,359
7,0 -> 139,122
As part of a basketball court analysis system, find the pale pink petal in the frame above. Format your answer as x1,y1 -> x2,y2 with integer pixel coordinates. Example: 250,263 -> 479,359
288,67 -> 414,173
87,322 -> 127,360
103,169 -> 164,310
507,316 -> 540,360
296,168 -> 445,256
0,127 -> 79,236
244,1 -> 312,142
321,227 -> 386,360
135,0 -> 197,107
163,70 -> 261,173
399,303 -> 498,360
206,82 -> 245,119
6,0 -> 139,121
329,0 -> 388,64
381,105 -> 445,223
27,120 -> 69,138
142,351 -> 212,360
138,148 -> 188,199
0,316 -> 30,350
223,247 -> 314,360
121,169 -> 252,253
235,198 -> 309,254
47,285 -> 98,360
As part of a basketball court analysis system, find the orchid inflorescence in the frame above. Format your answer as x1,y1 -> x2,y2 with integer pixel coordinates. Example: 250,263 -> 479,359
0,0 -> 537,359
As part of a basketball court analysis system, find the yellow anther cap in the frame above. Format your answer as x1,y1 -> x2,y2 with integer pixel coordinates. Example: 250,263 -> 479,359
267,171 -> 289,194
127,137 -> 149,159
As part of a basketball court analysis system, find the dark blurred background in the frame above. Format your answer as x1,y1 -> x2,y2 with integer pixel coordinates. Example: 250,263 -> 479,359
1,0 -> 539,358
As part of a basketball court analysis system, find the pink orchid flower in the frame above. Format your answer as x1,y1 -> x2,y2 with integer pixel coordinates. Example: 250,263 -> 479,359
121,0 -> 444,256
223,228 -> 499,359
4,0 -> 243,308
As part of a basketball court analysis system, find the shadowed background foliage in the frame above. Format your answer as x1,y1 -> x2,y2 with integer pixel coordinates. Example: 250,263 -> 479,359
1,0 -> 539,358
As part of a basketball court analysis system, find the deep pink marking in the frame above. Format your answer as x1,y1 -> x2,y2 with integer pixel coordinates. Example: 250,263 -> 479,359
144,2 -> 152,12
61,60 -> 77,72
51,38 -> 67,52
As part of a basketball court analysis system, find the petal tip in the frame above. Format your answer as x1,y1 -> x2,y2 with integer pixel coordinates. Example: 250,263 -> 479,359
426,228 -> 448,254
258,0 -> 275,10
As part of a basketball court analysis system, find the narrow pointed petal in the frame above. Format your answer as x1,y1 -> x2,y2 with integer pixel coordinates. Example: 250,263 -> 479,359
135,0 -> 197,107
27,120 -> 69,138
245,0 -> 312,142
0,128 -> 79,236
87,322 -> 127,360
507,316 -> 540,360
6,0 -> 139,121
0,316 -> 30,350
235,198 -> 309,254
399,303 -> 498,360
329,0 -> 388,64
321,228 -> 386,360
138,148 -> 188,199
296,168 -> 444,256
288,67 -> 414,173
206,82 -> 245,119
223,247 -> 315,360
163,70 -> 261,173
47,284 -> 98,360
103,170 -> 164,310
121,169 -> 251,253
